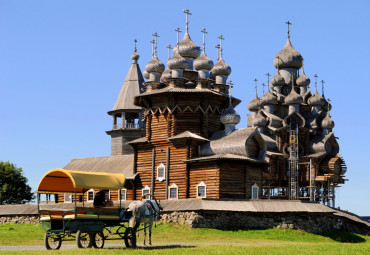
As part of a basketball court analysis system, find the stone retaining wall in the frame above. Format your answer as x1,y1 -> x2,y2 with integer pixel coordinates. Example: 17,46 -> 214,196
0,216 -> 39,225
160,211 -> 370,235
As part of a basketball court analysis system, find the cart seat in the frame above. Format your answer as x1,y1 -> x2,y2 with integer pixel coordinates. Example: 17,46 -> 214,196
63,214 -> 120,220
40,215 -> 64,221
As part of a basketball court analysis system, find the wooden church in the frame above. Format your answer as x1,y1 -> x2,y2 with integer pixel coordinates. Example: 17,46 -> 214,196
59,11 -> 346,207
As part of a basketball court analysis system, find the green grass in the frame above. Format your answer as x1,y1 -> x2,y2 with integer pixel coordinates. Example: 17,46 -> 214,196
0,223 -> 369,254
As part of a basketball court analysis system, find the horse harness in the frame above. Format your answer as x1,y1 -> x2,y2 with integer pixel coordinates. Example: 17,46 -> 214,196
145,200 -> 157,218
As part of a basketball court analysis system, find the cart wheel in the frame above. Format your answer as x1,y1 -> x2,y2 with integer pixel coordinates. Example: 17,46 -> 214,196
76,230 -> 92,248
44,232 -> 62,250
124,227 -> 137,248
91,231 -> 105,249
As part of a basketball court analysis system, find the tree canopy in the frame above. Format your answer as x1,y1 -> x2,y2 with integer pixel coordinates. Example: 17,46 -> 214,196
0,161 -> 34,205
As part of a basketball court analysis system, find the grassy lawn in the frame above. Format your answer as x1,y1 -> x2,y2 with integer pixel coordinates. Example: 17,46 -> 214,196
0,223 -> 369,254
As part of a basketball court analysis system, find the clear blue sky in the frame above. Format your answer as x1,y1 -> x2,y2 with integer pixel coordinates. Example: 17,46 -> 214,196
1,0 -> 369,215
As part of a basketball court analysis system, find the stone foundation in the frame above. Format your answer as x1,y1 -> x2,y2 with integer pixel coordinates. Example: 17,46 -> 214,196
0,216 -> 39,225
160,211 -> 370,235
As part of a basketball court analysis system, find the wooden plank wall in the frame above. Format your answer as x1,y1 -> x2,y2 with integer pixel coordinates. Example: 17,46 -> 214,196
219,162 -> 246,199
189,162 -> 220,198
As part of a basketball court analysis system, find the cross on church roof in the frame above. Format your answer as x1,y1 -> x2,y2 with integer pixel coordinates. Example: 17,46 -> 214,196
314,73 -> 318,91
215,43 -> 220,60
321,80 -> 325,97
183,9 -> 192,33
285,21 -> 292,39
262,83 -> 266,94
254,78 -> 258,96
327,98 -> 331,113
152,32 -> 160,57
150,39 -> 155,58
166,44 -> 172,60
175,27 -> 182,49
266,72 -> 271,91
218,34 -> 225,58
134,39 -> 137,52
201,27 -> 207,53
228,80 -> 234,103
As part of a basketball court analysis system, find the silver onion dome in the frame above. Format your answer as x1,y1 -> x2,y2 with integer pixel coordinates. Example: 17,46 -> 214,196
211,58 -> 231,76
273,38 -> 303,69
178,32 -> 201,59
131,51 -> 139,61
260,90 -> 278,105
296,69 -> 310,86
285,87 -> 303,105
307,90 -> 325,106
220,103 -> 241,125
160,68 -> 172,83
271,69 -> 285,86
143,70 -> 149,80
167,52 -> 188,70
322,113 -> 335,129
252,111 -> 267,127
194,52 -> 214,71
247,94 -> 260,111
145,56 -> 165,74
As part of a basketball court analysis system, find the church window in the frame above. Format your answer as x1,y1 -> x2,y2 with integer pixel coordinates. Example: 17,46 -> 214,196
64,194 -> 72,203
157,163 -> 166,182
120,189 -> 127,200
197,182 -> 207,198
105,190 -> 110,200
87,189 -> 94,202
142,186 -> 151,200
169,183 -> 178,199
252,183 -> 259,199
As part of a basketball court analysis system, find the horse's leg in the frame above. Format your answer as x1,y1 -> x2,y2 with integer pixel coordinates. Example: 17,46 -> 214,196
143,221 -> 146,246
149,220 -> 153,245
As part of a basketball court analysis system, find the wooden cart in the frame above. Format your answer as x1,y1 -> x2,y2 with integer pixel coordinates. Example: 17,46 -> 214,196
37,169 -> 136,250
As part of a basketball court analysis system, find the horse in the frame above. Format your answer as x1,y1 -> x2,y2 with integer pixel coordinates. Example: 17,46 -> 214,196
127,195 -> 162,246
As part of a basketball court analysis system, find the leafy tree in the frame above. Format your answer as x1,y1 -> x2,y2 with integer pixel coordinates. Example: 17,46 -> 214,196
0,161 -> 35,204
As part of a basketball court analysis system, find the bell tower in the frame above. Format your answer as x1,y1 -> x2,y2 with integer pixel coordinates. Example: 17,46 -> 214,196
106,41 -> 145,155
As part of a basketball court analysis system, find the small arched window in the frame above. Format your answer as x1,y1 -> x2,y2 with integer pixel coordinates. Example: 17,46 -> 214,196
87,189 -> 94,202
142,185 -> 151,200
252,183 -> 259,199
157,163 -> 166,182
197,182 -> 207,198
120,188 -> 127,200
169,183 -> 178,199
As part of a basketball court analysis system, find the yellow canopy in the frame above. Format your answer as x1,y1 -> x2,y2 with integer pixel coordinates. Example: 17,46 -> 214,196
37,168 -> 126,194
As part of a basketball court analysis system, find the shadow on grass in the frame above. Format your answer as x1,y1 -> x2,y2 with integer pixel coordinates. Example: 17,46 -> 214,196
104,245 -> 195,250
321,231 -> 366,243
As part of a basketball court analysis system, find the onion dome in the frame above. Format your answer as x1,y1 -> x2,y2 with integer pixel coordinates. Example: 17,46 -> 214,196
220,103 -> 241,125
167,51 -> 187,70
143,70 -> 149,80
194,52 -> 214,71
178,32 -> 201,59
209,70 -> 214,80
271,69 -> 285,86
173,45 -> 179,55
252,111 -> 267,127
247,94 -> 260,111
211,58 -> 231,76
145,56 -> 165,74
307,90 -> 325,106
296,69 -> 310,86
322,99 -> 332,111
273,38 -> 303,69
160,68 -> 171,83
285,87 -> 303,105
131,51 -> 139,62
322,113 -> 335,129
260,89 -> 278,105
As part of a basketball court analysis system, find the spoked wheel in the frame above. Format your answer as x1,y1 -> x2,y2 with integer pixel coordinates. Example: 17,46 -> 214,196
44,232 -> 62,250
76,230 -> 92,248
91,231 -> 105,249
124,227 -> 137,248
